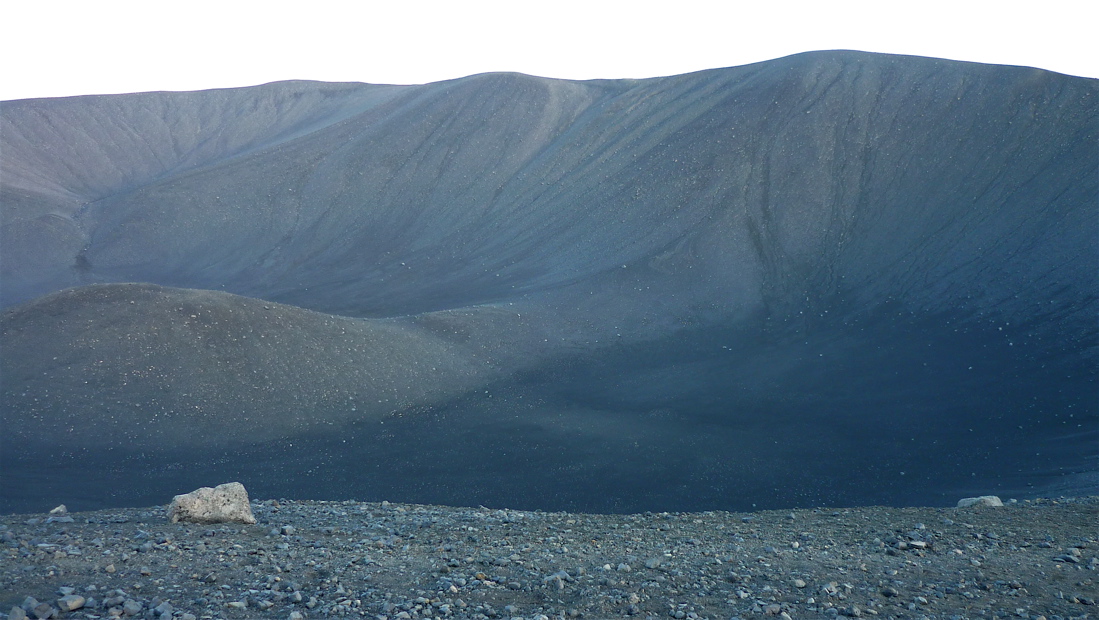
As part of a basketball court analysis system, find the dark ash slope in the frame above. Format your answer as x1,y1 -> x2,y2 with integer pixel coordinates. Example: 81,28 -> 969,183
2,51 -> 1096,514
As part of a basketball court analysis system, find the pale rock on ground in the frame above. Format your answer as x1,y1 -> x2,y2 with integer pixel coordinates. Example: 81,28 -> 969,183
957,495 -> 1005,508
166,482 -> 256,525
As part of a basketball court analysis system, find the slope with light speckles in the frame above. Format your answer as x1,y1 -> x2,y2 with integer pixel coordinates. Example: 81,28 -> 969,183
1,51 -> 1095,514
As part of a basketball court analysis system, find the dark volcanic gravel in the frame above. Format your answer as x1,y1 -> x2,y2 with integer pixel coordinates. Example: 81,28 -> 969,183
2,497 -> 1096,620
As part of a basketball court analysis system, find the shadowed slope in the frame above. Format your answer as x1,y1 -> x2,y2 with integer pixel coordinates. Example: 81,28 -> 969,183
1,51 -> 1096,513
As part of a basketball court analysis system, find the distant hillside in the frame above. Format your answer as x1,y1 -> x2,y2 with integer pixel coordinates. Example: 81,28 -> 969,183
2,51 -> 1096,513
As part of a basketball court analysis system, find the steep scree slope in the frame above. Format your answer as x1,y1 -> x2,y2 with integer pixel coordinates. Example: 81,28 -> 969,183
1,51 -> 1095,513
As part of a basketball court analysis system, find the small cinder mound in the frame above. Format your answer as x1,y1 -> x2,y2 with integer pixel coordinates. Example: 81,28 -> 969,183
167,482 -> 256,524
956,495 -> 1004,508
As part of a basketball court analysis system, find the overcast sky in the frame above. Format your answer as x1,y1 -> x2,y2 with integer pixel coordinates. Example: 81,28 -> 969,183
3,0 -> 1096,101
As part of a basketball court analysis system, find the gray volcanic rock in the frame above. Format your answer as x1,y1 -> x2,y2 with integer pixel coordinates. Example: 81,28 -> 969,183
2,497 -> 1097,619
1,51 -> 1096,514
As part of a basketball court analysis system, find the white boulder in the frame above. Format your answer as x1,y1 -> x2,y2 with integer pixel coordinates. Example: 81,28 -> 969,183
167,482 -> 256,524
956,495 -> 1004,508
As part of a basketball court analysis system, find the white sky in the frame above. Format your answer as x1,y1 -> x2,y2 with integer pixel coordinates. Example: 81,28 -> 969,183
2,0 -> 1096,101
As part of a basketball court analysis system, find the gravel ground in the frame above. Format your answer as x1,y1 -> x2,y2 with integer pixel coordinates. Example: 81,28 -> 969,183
2,496 -> 1096,620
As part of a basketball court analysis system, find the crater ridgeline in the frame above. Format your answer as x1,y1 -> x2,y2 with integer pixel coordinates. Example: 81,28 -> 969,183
2,51 -> 1096,514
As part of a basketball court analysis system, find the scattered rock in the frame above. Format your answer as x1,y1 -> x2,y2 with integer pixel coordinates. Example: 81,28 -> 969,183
0,496 -> 1095,620
54,595 -> 84,612
167,482 -> 256,525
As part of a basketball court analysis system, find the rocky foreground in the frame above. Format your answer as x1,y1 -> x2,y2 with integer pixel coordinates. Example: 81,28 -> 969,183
2,497 -> 1096,620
